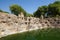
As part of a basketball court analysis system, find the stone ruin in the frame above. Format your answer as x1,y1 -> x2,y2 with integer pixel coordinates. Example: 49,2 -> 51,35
0,12 -> 60,38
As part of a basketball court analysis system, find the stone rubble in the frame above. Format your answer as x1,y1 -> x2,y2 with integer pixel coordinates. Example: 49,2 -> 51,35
0,12 -> 60,38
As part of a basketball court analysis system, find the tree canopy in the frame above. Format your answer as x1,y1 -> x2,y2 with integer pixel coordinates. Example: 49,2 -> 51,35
33,1 -> 60,18
0,9 -> 3,12
47,1 -> 60,17
33,6 -> 48,18
9,4 -> 27,16
0,9 -> 9,13
26,13 -> 33,17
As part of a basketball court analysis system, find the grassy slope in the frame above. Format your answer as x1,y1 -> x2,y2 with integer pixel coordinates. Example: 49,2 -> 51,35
0,28 -> 60,40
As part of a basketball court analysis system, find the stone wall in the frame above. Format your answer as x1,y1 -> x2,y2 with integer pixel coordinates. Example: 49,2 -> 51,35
0,12 -> 60,38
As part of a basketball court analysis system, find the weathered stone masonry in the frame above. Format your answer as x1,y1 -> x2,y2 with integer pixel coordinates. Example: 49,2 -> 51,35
0,12 -> 60,38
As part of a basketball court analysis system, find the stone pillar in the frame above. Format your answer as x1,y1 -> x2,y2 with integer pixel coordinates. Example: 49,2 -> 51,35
18,12 -> 24,17
18,12 -> 24,21
41,15 -> 43,20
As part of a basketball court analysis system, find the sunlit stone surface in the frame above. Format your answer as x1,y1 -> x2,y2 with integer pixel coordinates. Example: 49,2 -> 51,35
0,12 -> 60,38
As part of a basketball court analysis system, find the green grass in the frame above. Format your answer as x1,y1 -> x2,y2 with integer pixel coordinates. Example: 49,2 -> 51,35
0,28 -> 60,40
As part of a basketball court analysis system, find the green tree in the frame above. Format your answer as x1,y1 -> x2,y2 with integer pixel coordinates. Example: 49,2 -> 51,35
33,6 -> 48,18
26,13 -> 33,17
9,4 -> 27,16
0,9 -> 9,13
47,1 -> 60,17
0,9 -> 3,12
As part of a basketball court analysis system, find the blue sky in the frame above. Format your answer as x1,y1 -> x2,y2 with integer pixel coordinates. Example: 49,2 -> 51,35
0,0 -> 56,14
